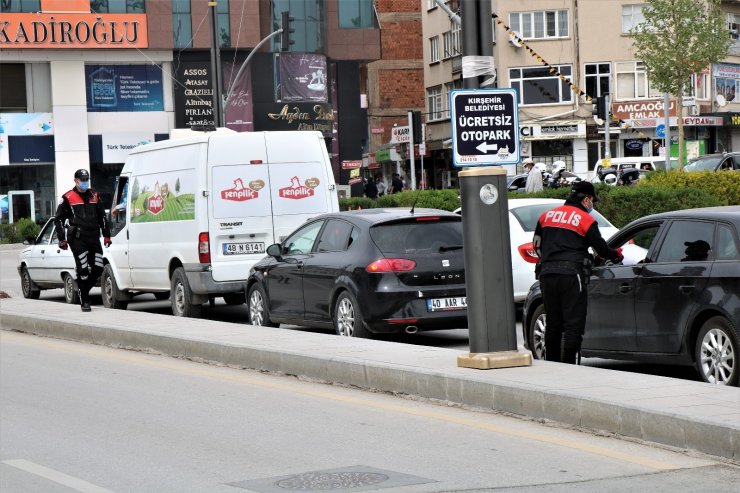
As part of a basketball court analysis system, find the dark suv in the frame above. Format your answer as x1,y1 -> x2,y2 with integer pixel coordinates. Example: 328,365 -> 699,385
684,153 -> 740,172
523,206 -> 740,385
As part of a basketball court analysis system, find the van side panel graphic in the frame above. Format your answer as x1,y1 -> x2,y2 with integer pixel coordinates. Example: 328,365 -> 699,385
269,162 -> 328,215
212,165 -> 271,219
130,170 -> 196,223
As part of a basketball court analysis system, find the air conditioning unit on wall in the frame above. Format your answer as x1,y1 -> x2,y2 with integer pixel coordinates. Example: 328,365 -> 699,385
688,105 -> 700,116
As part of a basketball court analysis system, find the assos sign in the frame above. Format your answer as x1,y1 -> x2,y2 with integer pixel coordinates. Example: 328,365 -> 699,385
451,88 -> 519,166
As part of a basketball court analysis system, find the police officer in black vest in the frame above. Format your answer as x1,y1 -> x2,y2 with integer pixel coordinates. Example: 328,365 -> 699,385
533,181 -> 623,364
54,169 -> 111,312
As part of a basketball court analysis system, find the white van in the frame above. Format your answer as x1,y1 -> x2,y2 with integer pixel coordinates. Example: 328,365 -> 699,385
591,156 -> 678,180
102,130 -> 339,317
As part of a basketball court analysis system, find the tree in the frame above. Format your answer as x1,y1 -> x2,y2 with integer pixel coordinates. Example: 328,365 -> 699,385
175,177 -> 181,194
632,0 -> 731,168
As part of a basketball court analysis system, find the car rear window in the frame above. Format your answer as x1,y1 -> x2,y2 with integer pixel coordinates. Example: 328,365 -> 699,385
511,203 -> 612,232
370,218 -> 463,254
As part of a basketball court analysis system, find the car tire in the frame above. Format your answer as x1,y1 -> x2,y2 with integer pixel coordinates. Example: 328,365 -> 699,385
20,267 -> 40,299
63,273 -> 79,305
223,293 -> 245,306
247,284 -> 277,327
170,267 -> 202,318
153,292 -> 170,301
528,304 -> 547,360
333,291 -> 370,338
694,316 -> 738,386
101,265 -> 128,310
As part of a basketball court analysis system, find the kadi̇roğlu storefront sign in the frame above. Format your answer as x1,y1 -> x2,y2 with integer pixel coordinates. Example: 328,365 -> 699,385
0,13 -> 148,49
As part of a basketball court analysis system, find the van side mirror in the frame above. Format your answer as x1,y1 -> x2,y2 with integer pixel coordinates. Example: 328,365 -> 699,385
266,243 -> 282,258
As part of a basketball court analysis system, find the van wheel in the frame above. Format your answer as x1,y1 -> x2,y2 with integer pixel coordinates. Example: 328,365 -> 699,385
63,274 -> 79,304
101,265 -> 128,310
333,291 -> 370,338
695,316 -> 738,386
153,292 -> 170,301
171,267 -> 202,318
247,284 -> 277,327
21,267 -> 40,299
528,304 -> 547,360
223,293 -> 245,305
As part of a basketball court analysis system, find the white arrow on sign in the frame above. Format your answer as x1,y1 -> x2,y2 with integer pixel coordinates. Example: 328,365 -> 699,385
476,142 -> 498,153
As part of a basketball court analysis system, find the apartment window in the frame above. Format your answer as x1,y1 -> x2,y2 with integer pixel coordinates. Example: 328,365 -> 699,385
427,0 -> 436,10
585,63 -> 611,99
509,10 -> 568,39
430,36 -> 440,63
91,0 -> 145,13
339,0 -> 374,28
443,21 -> 461,59
615,61 -> 660,99
621,4 -> 645,34
0,0 -> 39,12
689,72 -> 710,100
729,13 -> 740,55
0,64 -> 27,112
427,86 -> 443,121
273,0 -> 325,53
509,65 -> 573,105
172,0 -> 192,49
444,79 -> 461,118
217,0 -> 230,48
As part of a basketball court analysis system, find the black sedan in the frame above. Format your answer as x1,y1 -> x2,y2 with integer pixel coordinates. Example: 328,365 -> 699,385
246,209 -> 467,338
523,206 -> 740,385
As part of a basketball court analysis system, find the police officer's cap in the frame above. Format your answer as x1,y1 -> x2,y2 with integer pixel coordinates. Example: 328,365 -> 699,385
74,169 -> 90,181
571,181 -> 599,202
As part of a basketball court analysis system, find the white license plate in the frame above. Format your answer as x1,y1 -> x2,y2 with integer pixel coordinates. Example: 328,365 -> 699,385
427,296 -> 467,312
223,242 -> 265,255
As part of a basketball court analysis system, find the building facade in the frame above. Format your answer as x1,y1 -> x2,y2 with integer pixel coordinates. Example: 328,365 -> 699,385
0,0 -> 380,224
422,0 -> 740,183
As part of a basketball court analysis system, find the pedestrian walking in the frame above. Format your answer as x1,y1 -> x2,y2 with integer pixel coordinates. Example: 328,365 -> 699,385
390,173 -> 404,194
364,176 -> 378,199
54,169 -> 111,312
523,158 -> 543,193
533,181 -> 622,364
376,175 -> 387,197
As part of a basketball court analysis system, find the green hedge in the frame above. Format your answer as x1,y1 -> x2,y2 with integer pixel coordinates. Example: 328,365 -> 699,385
641,170 -> 740,205
340,190 -> 461,211
0,218 -> 41,244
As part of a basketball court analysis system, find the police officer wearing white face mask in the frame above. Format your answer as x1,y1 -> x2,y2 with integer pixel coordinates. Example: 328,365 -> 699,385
54,169 -> 111,312
532,181 -> 623,364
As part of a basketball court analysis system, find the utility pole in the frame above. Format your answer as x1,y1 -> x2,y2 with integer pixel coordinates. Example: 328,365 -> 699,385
408,111 -> 416,190
603,93 -> 611,164
208,1 -> 224,127
663,93 -> 671,170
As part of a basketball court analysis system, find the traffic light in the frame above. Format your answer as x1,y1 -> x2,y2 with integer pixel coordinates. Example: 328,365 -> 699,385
592,96 -> 609,121
412,110 -> 422,144
280,11 -> 294,51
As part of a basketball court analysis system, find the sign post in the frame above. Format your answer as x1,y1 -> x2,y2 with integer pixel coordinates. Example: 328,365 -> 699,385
451,88 -> 531,370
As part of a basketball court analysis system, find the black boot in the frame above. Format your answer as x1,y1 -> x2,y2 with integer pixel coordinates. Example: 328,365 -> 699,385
79,289 -> 91,312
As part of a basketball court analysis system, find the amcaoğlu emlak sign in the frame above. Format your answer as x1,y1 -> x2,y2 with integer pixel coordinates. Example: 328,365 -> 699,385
0,13 -> 148,49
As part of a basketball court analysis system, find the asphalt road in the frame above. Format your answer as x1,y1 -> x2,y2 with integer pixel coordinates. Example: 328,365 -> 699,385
2,331 -> 737,493
1,246 -> 700,382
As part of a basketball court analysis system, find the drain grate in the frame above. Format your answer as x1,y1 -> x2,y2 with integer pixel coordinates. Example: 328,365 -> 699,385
229,466 -> 434,493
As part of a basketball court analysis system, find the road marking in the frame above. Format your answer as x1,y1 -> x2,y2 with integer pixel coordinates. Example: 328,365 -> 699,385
3,459 -> 114,493
4,331 -> 683,471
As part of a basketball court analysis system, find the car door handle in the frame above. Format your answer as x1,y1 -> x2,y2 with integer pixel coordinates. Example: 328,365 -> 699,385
296,261 -> 304,268
618,283 -> 632,294
679,285 -> 695,294
40,249 -> 45,254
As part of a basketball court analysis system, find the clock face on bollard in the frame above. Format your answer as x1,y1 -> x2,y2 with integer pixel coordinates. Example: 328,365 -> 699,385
479,183 -> 498,205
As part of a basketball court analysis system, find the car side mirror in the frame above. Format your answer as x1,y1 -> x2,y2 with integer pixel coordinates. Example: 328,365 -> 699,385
266,243 -> 282,258
508,185 -> 519,191
23,237 -> 35,245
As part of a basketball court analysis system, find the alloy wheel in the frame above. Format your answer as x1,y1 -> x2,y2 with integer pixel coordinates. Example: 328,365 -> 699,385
336,297 -> 356,337
699,328 -> 736,385
22,270 -> 31,296
249,290 -> 265,326
65,275 -> 76,303
174,282 -> 186,315
103,276 -> 113,305
532,312 -> 547,360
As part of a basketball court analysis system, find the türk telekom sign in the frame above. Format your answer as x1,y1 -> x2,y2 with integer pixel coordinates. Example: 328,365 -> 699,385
0,0 -> 148,49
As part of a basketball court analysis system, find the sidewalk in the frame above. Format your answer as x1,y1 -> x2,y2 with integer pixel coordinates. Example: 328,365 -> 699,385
1,297 -> 738,461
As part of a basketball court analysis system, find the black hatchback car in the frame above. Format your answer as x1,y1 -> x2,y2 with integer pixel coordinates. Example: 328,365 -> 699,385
523,206 -> 740,385
246,209 -> 467,338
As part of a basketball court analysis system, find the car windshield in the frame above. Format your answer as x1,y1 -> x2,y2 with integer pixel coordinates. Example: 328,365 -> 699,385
511,203 -> 612,232
685,156 -> 721,172
369,218 -> 463,254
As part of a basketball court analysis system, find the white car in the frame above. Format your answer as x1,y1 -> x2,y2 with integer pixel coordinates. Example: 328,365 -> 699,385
17,218 -> 81,304
456,198 -> 619,302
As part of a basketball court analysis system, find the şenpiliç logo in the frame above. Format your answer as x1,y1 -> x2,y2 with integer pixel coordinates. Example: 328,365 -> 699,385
278,176 -> 319,200
221,178 -> 263,201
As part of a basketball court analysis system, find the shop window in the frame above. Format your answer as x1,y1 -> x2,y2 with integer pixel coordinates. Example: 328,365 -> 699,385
0,63 -> 27,112
615,61 -> 660,100
272,0 -> 325,53
338,0 -> 375,28
509,9 -> 568,39
172,0 -> 192,49
0,0 -> 40,12
585,63 -> 610,99
91,0 -> 145,13
509,65 -> 572,106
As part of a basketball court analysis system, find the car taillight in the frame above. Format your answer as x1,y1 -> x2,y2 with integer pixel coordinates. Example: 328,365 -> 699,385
518,242 -> 539,264
198,232 -> 210,263
365,258 -> 416,273
415,216 -> 440,222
